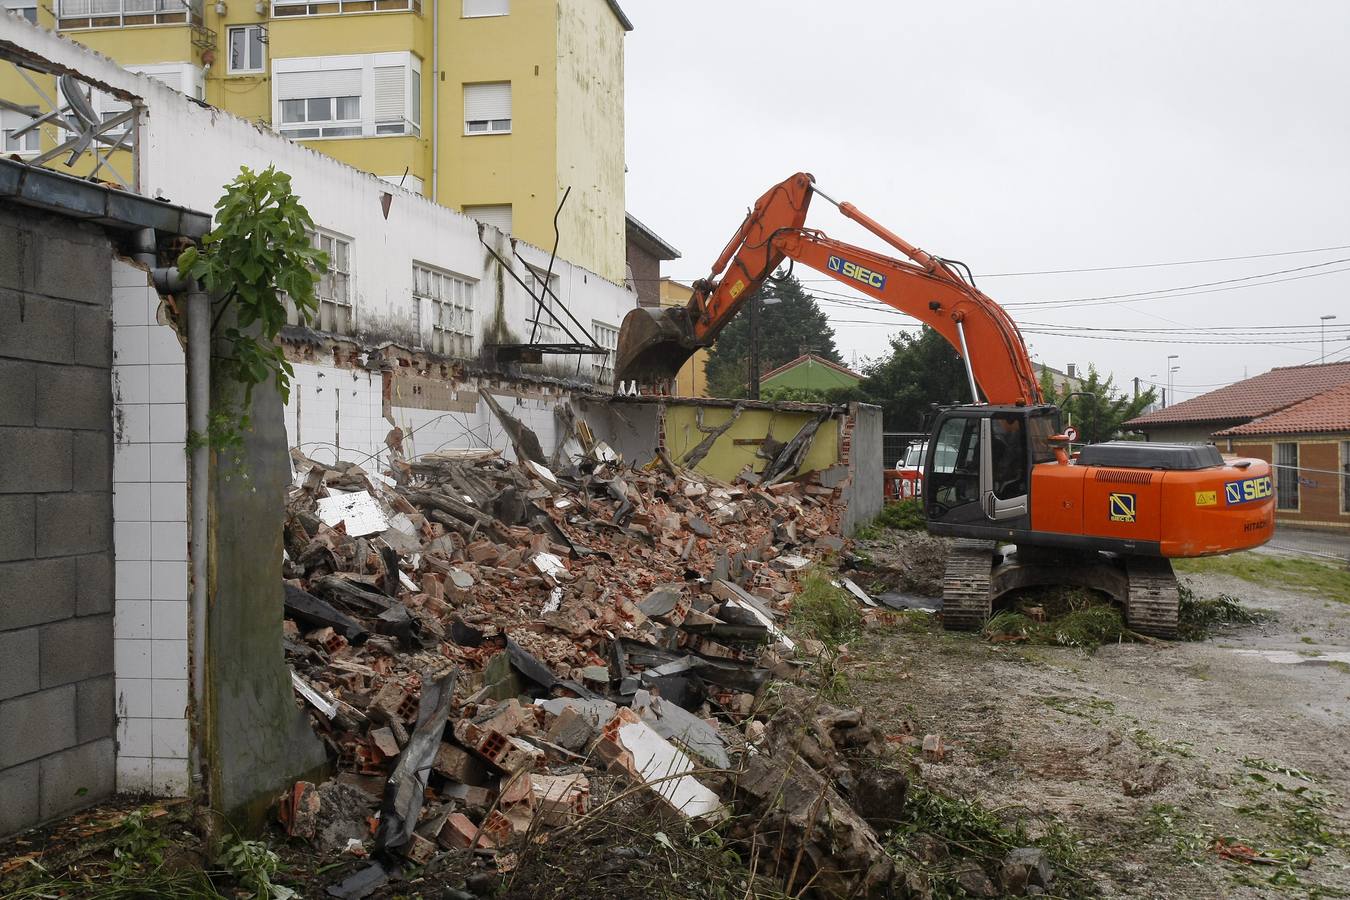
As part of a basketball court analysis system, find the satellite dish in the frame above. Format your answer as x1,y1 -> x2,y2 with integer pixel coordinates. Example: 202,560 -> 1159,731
59,73 -> 101,129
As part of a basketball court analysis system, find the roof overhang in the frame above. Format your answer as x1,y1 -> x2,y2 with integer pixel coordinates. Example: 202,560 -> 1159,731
605,0 -> 633,32
625,212 -> 680,260
0,157 -> 211,238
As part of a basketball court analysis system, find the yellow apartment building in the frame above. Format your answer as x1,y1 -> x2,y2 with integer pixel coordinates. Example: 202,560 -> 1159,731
0,0 -> 630,283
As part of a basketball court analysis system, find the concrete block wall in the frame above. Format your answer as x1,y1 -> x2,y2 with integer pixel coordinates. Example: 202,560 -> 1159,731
0,207 -> 116,837
109,259 -> 191,797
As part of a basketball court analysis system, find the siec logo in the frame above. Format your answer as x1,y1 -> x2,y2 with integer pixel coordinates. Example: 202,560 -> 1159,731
827,255 -> 887,290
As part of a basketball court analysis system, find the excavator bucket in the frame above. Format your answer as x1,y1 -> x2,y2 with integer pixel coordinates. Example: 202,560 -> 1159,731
614,305 -> 701,384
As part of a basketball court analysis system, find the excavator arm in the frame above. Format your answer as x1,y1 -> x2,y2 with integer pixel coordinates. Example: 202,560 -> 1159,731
615,172 -> 1043,406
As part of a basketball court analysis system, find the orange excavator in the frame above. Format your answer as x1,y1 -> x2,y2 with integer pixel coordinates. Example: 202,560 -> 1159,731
615,173 -> 1274,637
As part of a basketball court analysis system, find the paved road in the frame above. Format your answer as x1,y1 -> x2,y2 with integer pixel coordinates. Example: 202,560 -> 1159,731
1259,524 -> 1350,562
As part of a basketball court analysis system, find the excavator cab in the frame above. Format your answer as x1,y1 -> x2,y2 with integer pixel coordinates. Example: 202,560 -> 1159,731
923,405 -> 1061,535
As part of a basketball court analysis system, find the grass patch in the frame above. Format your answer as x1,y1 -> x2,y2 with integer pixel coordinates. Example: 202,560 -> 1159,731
854,498 -> 925,538
885,784 -> 1093,898
789,569 -> 861,647
1175,552 -> 1350,604
1176,583 -> 1265,640
983,587 -> 1133,652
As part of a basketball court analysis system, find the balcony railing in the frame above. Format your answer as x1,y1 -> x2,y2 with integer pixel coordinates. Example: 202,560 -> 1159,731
271,0 -> 419,18
57,0 -> 203,29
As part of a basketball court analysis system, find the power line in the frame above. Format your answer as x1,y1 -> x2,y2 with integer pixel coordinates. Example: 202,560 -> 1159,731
658,242 -> 1350,284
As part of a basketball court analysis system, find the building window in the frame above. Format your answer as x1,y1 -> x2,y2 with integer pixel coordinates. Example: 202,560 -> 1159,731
274,53 -> 421,139
57,0 -> 198,27
4,0 -> 37,23
462,0 -> 506,16
591,321 -> 618,383
2,111 -> 40,154
1342,441 -> 1350,514
523,267 -> 561,344
414,264 -> 475,358
271,0 -> 419,17
464,204 -> 511,234
228,25 -> 266,75
312,229 -> 353,334
1276,442 -> 1299,511
463,82 -> 510,134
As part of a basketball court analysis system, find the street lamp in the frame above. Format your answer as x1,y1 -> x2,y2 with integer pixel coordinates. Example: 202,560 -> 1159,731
1321,315 -> 1337,362
1166,354 -> 1179,408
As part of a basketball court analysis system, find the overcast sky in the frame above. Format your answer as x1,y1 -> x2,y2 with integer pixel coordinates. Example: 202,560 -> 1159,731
622,1 -> 1350,403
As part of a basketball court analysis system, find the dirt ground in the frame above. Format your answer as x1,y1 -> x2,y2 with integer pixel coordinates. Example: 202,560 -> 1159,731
847,556 -> 1350,898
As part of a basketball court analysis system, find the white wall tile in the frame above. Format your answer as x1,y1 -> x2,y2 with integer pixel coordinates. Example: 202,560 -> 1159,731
115,677 -> 152,719
151,717 -> 189,759
150,482 -> 187,522
150,758 -> 189,796
117,404 -> 151,445
149,443 -> 187,483
114,522 -> 151,562
151,638 -> 188,680
150,521 -> 187,561
149,404 -> 186,443
146,325 -> 184,366
147,365 -> 186,404
151,678 -> 188,719
113,325 -> 150,366
114,600 -> 151,640
113,483 -> 152,522
115,560 -> 151,600
111,286 -> 153,328
112,259 -> 151,288
150,600 -> 188,641
116,755 -> 153,792
114,638 -> 152,678
117,716 -> 153,757
113,442 -> 152,483
150,560 -> 188,601
115,364 -> 152,404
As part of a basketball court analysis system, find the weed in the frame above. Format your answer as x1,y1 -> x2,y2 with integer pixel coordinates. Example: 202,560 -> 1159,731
788,570 -> 861,647
1130,727 -> 1195,759
1040,694 -> 1117,725
1175,553 -> 1350,604
983,598 -> 1131,652
872,498 -> 926,532
1176,584 -> 1264,640
217,837 -> 288,899
1301,635 -> 1316,644
885,784 -> 1093,898
1329,660 -> 1350,675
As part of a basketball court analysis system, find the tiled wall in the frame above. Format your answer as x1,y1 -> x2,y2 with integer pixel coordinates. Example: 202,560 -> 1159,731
110,259 -> 191,796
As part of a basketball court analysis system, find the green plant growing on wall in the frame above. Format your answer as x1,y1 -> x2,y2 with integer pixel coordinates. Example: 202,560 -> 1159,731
177,165 -> 327,448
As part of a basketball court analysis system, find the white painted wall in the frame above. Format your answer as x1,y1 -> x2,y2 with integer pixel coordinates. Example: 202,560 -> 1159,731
7,20 -> 635,369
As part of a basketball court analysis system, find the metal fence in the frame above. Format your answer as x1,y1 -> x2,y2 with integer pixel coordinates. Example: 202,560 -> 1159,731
1264,462 -> 1350,564
882,432 -> 924,467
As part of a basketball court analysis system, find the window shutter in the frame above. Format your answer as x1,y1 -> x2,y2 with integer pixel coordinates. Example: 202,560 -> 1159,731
465,204 -> 512,233
463,0 -> 508,16
463,82 -> 510,122
276,68 -> 362,100
372,66 -> 406,123
144,70 -> 182,93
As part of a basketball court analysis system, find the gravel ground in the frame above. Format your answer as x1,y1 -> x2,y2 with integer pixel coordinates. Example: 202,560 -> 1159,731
846,566 -> 1350,898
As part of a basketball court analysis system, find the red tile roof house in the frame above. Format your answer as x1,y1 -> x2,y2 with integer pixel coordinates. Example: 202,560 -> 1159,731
1124,362 -> 1350,532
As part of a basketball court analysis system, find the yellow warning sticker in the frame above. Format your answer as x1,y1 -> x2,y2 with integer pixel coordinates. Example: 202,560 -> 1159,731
729,279 -> 746,299
1109,492 -> 1136,523
1195,490 -> 1217,507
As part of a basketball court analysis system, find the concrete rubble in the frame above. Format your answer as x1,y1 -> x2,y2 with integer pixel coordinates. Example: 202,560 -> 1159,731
275,438 -> 909,897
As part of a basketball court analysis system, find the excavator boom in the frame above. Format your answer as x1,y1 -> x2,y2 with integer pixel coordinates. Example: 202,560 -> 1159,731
614,172 -> 1042,406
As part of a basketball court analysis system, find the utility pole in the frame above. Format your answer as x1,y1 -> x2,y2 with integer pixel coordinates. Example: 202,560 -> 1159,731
1166,354 -> 1179,408
747,293 -> 761,400
1133,376 -> 1139,398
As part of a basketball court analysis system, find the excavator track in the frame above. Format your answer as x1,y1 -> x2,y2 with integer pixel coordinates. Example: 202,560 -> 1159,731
1124,556 -> 1180,639
941,539 -> 996,631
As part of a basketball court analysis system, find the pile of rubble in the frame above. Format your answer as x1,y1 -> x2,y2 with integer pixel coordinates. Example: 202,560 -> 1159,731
278,441 -> 908,897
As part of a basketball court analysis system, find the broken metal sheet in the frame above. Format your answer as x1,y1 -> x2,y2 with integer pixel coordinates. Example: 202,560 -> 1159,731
284,583 -> 370,643
723,598 -> 795,652
291,669 -> 338,720
836,576 -> 879,608
373,666 -> 458,854
316,491 -> 390,538
535,696 -> 618,727
531,552 -> 567,579
632,689 -> 730,769
878,590 -> 940,613
526,460 -> 558,484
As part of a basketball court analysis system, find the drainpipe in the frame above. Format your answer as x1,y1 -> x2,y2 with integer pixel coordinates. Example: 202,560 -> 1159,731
431,0 -> 439,200
137,229 -> 209,798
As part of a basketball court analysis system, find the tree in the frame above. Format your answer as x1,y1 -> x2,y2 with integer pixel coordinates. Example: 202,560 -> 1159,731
1039,365 -> 1156,444
853,327 -> 970,431
703,271 -> 842,398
